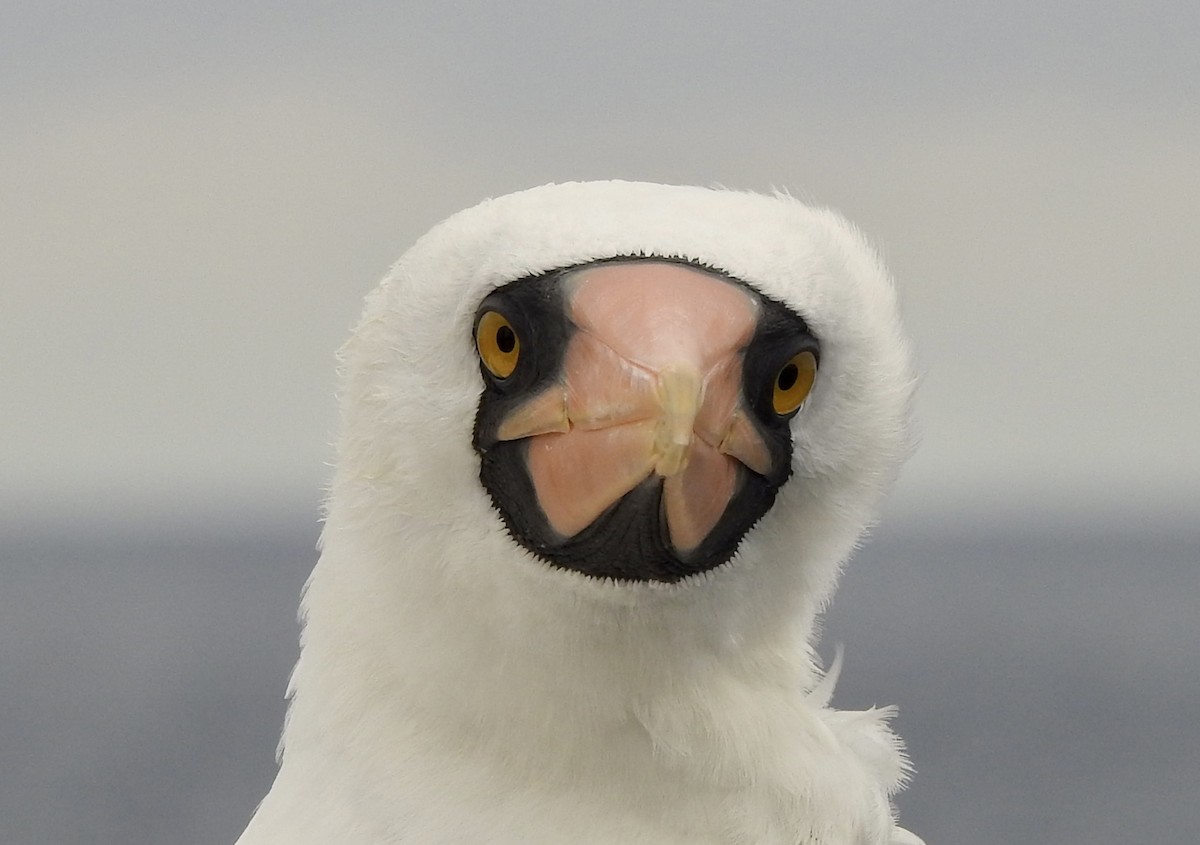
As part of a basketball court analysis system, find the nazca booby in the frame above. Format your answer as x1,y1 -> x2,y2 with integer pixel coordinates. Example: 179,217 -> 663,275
237,181 -> 923,845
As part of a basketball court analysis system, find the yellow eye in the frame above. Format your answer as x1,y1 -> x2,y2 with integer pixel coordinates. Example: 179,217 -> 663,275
771,350 -> 817,416
476,310 -> 521,379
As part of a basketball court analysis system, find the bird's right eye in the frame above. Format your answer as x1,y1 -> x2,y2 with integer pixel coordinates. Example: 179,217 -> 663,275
476,311 -> 521,379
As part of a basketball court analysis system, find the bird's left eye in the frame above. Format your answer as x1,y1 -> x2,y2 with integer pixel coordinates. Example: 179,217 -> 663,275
771,350 -> 817,416
476,310 -> 521,379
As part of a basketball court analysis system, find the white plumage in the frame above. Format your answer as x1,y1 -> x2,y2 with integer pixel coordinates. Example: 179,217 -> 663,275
237,181 -> 922,845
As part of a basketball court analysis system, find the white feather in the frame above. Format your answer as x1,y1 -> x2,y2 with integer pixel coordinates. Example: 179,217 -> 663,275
237,181 -> 921,844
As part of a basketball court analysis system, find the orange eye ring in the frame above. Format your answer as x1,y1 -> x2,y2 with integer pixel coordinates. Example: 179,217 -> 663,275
476,311 -> 521,379
771,350 -> 817,416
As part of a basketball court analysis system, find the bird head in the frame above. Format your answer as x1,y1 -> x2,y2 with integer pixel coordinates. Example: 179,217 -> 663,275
328,182 -> 913,611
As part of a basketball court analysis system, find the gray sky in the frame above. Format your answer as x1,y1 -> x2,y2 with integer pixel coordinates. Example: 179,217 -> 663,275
4,2 -> 1198,524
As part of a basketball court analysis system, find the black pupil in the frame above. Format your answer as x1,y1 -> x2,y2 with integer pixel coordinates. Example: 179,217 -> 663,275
496,324 -> 516,354
777,362 -> 799,392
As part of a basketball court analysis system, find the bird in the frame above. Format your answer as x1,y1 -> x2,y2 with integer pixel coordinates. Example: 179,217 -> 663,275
236,181 -> 923,845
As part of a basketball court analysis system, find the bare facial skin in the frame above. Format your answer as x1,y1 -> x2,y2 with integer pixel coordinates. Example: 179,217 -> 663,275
494,262 -> 771,554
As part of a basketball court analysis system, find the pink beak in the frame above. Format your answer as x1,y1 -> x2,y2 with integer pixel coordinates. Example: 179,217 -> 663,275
494,262 -> 773,556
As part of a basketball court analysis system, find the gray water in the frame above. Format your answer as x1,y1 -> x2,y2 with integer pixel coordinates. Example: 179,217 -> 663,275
4,514 -> 1197,845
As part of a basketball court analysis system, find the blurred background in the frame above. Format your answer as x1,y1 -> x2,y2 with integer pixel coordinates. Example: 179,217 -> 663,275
3,3 -> 1197,844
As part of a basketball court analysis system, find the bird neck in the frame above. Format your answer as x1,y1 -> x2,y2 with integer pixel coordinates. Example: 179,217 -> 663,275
280,509 -> 832,776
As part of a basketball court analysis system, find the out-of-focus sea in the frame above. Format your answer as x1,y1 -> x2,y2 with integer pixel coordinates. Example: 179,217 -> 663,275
4,513 -> 1197,845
